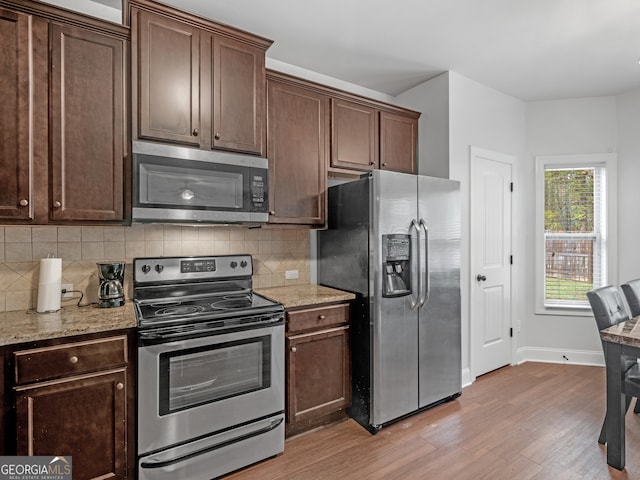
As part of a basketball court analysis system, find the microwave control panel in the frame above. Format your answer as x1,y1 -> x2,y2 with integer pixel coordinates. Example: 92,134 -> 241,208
250,173 -> 267,211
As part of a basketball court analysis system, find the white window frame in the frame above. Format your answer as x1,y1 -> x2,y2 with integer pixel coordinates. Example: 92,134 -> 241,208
534,153 -> 617,316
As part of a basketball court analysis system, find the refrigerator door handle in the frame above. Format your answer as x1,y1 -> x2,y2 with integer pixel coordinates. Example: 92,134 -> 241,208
410,219 -> 421,309
419,219 -> 430,307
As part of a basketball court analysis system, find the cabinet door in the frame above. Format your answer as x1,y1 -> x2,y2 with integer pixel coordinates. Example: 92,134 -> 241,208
0,8 -> 33,220
212,35 -> 265,155
331,98 -> 377,171
136,9 -> 200,146
380,111 -> 418,174
16,369 -> 127,480
287,325 -> 350,426
267,80 -> 328,225
49,23 -> 125,222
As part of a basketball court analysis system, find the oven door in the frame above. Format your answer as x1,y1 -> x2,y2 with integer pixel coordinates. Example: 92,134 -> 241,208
138,321 -> 284,455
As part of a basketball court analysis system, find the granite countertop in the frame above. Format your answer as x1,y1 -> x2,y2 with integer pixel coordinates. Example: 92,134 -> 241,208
255,284 -> 355,309
0,301 -> 137,347
601,316 -> 640,349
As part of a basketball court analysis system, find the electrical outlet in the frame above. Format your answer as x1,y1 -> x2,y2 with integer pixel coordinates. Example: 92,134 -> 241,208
285,270 -> 299,280
61,283 -> 74,299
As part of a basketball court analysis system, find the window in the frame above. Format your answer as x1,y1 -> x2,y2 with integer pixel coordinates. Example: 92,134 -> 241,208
535,154 -> 617,315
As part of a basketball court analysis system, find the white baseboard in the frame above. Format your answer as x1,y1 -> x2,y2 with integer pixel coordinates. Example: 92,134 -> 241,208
461,368 -> 472,388
517,346 -> 604,367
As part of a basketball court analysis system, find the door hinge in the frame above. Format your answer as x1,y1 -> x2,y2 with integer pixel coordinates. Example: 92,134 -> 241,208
510,255 -> 513,265
510,182 -> 514,192
510,327 -> 513,338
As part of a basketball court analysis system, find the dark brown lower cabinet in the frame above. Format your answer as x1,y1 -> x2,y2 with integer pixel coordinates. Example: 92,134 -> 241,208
15,370 -> 126,479
285,303 -> 351,437
4,331 -> 135,479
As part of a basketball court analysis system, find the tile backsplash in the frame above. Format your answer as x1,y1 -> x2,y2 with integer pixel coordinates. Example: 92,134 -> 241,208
0,225 -> 310,312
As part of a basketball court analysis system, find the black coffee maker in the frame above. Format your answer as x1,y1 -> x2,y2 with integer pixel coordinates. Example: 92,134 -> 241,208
97,262 -> 125,308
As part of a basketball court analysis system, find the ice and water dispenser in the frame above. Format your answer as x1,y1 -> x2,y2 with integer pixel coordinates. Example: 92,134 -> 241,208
381,234 -> 411,297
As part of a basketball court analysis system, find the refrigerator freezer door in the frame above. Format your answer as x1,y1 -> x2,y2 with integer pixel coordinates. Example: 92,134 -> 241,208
370,170 -> 420,426
417,176 -> 462,408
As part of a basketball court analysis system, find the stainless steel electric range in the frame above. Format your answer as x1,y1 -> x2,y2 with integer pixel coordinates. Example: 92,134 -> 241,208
133,255 -> 284,480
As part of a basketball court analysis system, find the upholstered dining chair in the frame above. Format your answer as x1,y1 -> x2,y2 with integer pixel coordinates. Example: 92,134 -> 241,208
587,285 -> 640,444
621,279 -> 640,318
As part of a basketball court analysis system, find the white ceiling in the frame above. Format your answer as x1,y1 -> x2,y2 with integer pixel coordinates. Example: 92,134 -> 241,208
161,0 -> 640,101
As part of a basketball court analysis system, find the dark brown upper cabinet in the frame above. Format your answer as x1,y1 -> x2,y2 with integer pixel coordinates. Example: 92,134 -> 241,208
49,23 -> 125,222
267,75 -> 329,226
131,0 -> 271,156
330,98 -> 378,171
0,0 -> 129,225
0,8 -> 33,221
331,99 -> 419,174
380,110 -> 418,174
136,9 -> 200,146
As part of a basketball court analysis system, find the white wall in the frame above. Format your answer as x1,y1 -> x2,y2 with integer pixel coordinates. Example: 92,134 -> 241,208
447,72 -> 526,384
396,72 -> 450,178
38,0 -> 122,23
616,89 -> 640,285
523,97 -> 617,364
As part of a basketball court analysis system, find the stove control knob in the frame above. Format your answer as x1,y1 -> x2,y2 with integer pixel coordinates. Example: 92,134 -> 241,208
155,264 -> 164,274
230,261 -> 238,269
141,264 -> 151,274
240,260 -> 248,268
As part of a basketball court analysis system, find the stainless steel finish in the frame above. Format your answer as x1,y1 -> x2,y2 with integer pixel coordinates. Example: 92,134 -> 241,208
132,141 -> 269,224
97,262 -> 125,308
133,141 -> 267,169
133,255 -> 253,285
137,323 -> 284,454
131,207 -> 268,224
409,219 -> 420,309
419,219 -> 430,308
318,170 -> 461,432
417,175 -> 461,409
370,170 -> 419,426
134,254 -> 284,479
138,414 -> 284,480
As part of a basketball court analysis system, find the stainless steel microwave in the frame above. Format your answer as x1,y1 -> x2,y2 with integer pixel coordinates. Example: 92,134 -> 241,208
132,141 -> 269,224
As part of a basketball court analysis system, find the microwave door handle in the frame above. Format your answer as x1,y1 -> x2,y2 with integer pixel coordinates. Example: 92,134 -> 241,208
419,219 -> 430,308
409,219 -> 420,310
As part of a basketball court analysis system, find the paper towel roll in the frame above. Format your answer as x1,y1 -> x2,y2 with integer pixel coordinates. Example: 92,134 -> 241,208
37,257 -> 62,313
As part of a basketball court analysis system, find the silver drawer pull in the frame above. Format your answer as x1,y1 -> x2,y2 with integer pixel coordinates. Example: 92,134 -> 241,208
69,356 -> 79,364
116,382 -> 124,390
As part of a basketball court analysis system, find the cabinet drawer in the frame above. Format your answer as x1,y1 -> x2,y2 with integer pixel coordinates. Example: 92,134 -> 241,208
14,335 -> 128,385
287,304 -> 350,333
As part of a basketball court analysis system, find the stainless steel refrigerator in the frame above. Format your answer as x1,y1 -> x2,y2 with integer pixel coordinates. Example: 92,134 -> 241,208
318,169 -> 461,433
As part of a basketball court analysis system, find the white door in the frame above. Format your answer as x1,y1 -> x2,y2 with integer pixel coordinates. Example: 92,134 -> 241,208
470,147 -> 513,377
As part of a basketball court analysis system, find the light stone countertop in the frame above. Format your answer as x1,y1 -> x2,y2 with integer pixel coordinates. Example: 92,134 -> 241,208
255,284 -> 355,310
601,316 -> 640,349
0,301 -> 137,347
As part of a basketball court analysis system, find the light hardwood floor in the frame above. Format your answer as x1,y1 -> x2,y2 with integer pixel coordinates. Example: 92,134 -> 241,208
224,362 -> 640,479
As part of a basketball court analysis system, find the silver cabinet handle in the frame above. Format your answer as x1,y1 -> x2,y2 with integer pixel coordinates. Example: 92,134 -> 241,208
116,382 -> 124,390
69,356 -> 78,364
291,346 -> 297,353
53,201 -> 61,208
19,199 -> 28,207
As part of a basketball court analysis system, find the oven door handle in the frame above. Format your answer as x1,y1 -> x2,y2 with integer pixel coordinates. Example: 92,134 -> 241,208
139,315 -> 284,345
139,416 -> 284,469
